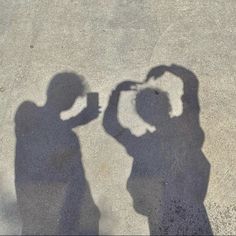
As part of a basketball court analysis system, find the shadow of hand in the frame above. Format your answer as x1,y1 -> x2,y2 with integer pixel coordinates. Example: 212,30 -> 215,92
79,106 -> 101,122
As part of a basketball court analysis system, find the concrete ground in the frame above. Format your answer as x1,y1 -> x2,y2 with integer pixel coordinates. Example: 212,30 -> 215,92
0,0 -> 235,235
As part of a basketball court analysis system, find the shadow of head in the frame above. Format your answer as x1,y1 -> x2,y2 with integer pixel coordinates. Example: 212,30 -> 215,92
46,72 -> 88,112
135,88 -> 172,127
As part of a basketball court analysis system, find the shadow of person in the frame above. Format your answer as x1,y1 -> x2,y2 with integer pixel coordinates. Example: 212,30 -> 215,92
103,65 -> 212,235
15,72 -> 100,235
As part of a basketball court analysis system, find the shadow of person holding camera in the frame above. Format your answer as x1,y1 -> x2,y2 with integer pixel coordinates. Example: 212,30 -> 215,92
15,72 -> 100,235
103,65 -> 212,235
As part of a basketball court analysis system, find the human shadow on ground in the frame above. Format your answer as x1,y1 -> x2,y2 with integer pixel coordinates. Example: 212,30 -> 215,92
15,72 -> 100,235
103,64 -> 212,235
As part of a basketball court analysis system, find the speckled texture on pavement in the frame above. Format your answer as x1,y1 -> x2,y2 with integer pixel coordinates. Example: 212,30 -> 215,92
0,1 -> 235,235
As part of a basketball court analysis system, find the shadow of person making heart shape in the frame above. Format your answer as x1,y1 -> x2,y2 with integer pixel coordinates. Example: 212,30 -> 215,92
103,64 -> 212,235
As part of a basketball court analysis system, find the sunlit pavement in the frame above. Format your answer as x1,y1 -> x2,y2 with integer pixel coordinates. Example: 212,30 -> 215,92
0,1 -> 235,235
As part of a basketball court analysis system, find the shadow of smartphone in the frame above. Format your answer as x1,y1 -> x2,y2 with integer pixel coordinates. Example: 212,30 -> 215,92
87,92 -> 99,110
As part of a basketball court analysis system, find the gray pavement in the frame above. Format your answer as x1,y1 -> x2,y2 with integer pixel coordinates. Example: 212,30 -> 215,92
0,0 -> 235,235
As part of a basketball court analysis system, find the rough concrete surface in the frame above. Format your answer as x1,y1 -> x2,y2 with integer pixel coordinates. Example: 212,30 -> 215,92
0,0 -> 235,235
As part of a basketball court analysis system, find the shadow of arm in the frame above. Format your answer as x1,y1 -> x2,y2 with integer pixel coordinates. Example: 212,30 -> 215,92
66,107 -> 100,129
147,64 -> 200,123
167,64 -> 200,117
103,89 -> 136,146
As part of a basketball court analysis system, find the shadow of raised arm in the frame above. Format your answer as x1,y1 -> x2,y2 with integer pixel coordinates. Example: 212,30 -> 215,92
66,106 -> 100,129
146,64 -> 200,119
103,81 -> 139,146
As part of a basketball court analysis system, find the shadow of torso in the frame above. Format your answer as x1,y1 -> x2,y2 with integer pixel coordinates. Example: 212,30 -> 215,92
125,115 -> 211,235
15,101 -> 100,235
